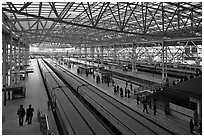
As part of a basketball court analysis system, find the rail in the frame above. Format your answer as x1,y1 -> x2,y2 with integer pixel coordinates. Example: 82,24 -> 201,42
46,59 -> 174,135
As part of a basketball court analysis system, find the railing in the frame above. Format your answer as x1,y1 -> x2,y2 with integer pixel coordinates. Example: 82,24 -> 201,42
37,110 -> 55,135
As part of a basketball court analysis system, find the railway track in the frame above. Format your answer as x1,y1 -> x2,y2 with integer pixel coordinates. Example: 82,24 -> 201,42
43,58 -> 175,135
38,59 -> 112,135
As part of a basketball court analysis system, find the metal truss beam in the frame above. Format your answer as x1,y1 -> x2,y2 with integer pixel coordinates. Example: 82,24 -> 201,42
3,7 -> 178,38
19,2 -> 32,12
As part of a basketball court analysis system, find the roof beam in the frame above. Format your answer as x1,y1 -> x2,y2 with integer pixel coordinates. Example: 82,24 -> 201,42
3,6 -> 201,39
19,2 -> 32,12
94,2 -> 110,27
81,2 -> 94,26
49,2 -> 60,19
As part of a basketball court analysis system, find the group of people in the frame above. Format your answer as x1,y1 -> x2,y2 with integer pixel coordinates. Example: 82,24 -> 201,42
113,81 -> 133,98
17,104 -> 34,126
114,85 -> 131,98
136,95 -> 157,115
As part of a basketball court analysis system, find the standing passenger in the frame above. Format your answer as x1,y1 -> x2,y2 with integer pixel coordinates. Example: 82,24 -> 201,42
127,89 -> 130,98
107,79 -> 110,87
26,104 -> 34,124
120,87 -> 123,97
130,83 -> 133,91
125,81 -> 128,87
134,88 -> 137,94
86,70 -> 88,77
142,99 -> 148,114
124,87 -> 127,97
17,105 -> 25,126
112,79 -> 115,86
117,85 -> 119,93
136,95 -> 140,104
114,85 -> 117,93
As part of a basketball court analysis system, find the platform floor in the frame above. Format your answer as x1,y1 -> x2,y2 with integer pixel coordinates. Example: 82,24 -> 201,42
2,59 -> 57,135
69,58 -> 177,85
2,59 -> 199,135
60,61 -> 199,135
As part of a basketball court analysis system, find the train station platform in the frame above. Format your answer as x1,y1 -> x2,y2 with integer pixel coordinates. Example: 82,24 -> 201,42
2,59 -> 58,135
59,61 -> 199,135
69,58 -> 177,86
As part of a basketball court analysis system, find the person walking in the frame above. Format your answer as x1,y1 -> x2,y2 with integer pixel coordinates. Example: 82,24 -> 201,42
107,78 -> 110,87
125,81 -> 128,87
127,89 -> 130,98
153,100 -> 157,115
114,85 -> 117,93
142,99 -> 148,114
136,95 -> 140,104
117,85 -> 119,93
134,88 -> 137,94
112,79 -> 115,86
26,104 -> 34,124
130,83 -> 133,91
120,87 -> 123,97
189,119 -> 194,133
96,75 -> 99,84
17,105 -> 25,126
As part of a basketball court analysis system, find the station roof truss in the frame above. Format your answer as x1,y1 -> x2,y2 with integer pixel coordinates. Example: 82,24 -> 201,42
2,2 -> 202,48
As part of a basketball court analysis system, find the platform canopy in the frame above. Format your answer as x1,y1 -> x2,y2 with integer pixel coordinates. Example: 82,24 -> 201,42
149,76 -> 202,104
2,2 -> 202,48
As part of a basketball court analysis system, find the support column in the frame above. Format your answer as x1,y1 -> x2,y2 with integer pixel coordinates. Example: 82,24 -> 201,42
165,42 -> 168,78
9,33 -> 13,100
113,45 -> 117,63
132,43 -> 137,73
97,47 -> 100,66
5,37 -> 9,87
85,46 -> 87,66
2,33 -> 7,106
162,40 -> 165,80
5,35 -> 9,101
25,45 -> 29,66
91,46 -> 94,66
100,46 -> 104,66
79,45 -> 81,63
161,2 -> 165,81
17,41 -> 21,83
13,40 -> 17,84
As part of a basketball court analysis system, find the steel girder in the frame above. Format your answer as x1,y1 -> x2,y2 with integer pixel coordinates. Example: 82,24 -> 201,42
2,2 -> 202,48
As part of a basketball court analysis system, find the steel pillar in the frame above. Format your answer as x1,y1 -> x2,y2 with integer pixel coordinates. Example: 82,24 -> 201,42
25,45 -> 29,66
13,40 -> 17,84
17,41 -> 21,83
100,46 -> 104,66
79,45 -> 81,63
113,45 -> 117,63
162,39 -> 165,80
91,46 -> 94,66
132,43 -> 137,73
85,46 -> 87,66
9,31 -> 13,100
165,41 -> 168,78
2,33 -> 7,106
